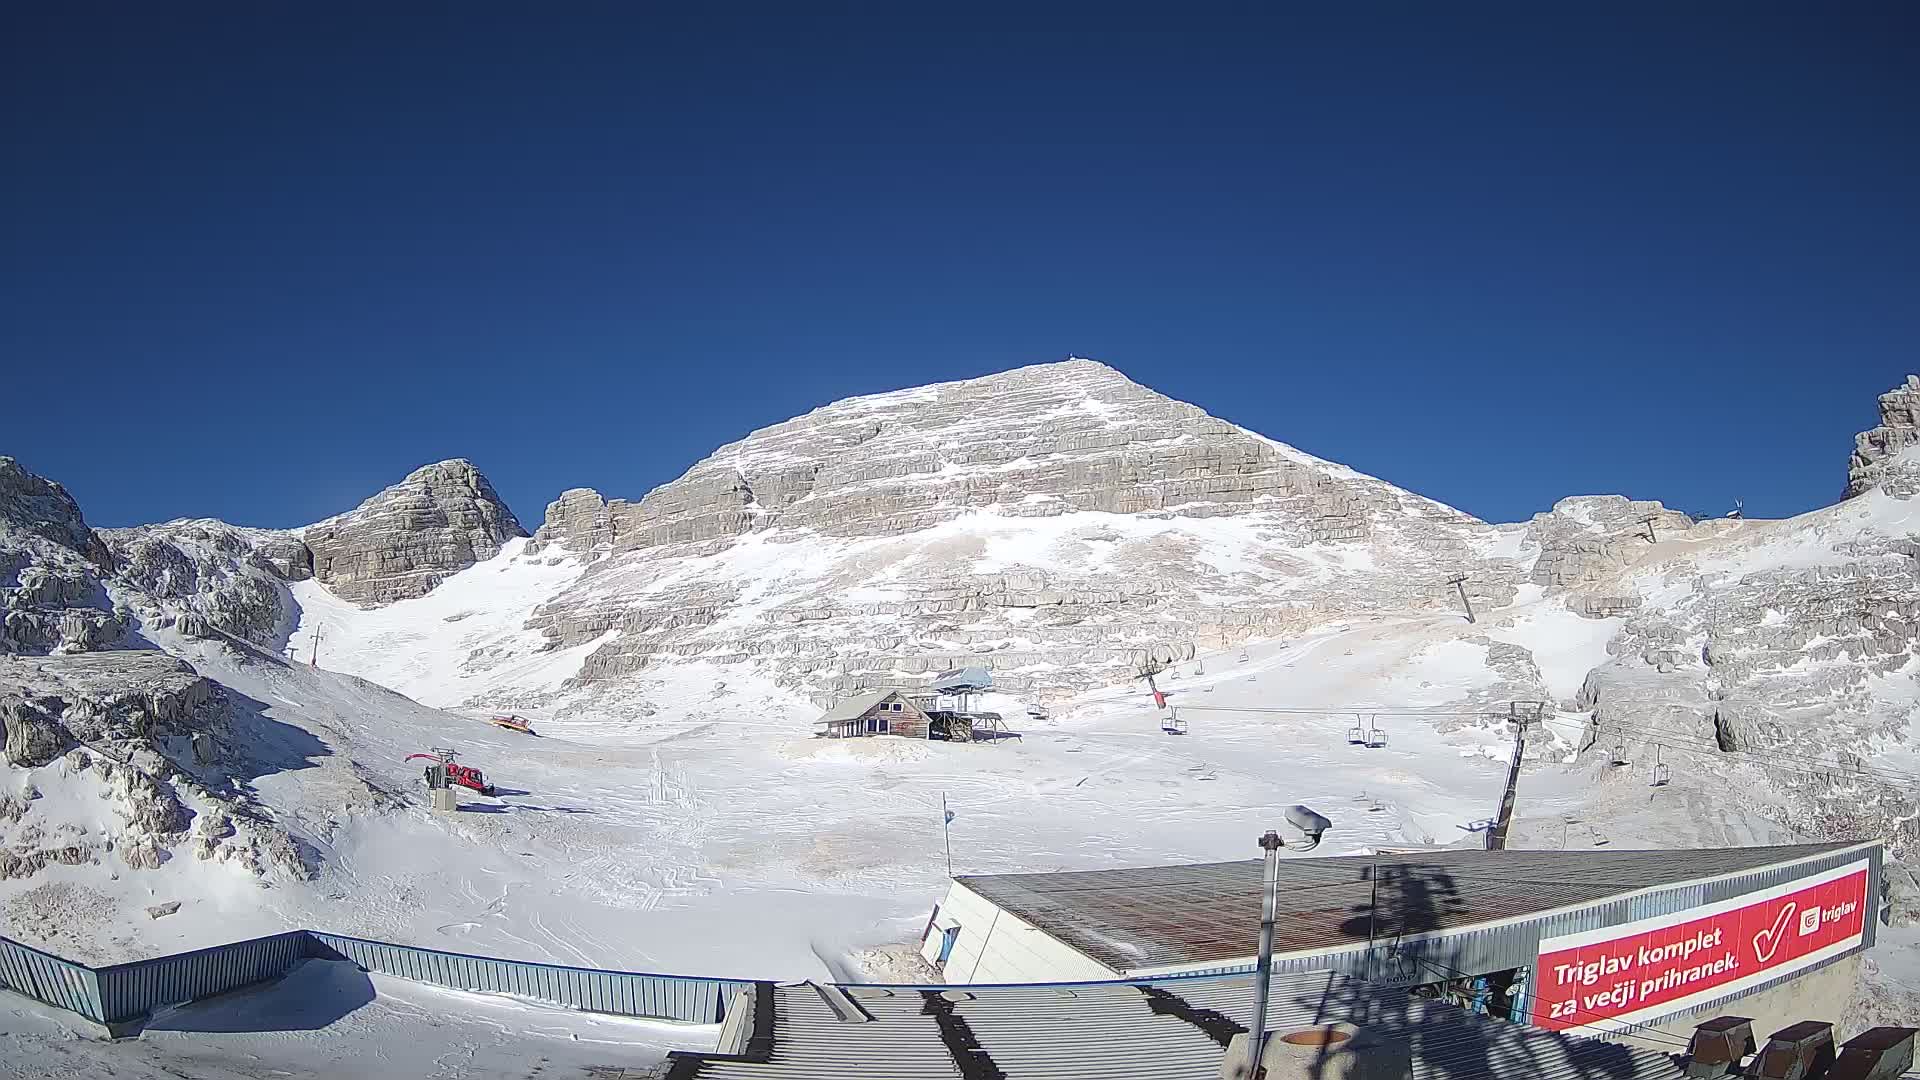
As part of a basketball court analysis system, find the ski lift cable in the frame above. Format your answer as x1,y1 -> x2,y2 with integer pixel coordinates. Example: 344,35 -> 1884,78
1159,701 -> 1920,786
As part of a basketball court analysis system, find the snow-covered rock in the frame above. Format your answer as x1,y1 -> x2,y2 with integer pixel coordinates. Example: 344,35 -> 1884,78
101,519 -> 307,647
1,456 -> 123,654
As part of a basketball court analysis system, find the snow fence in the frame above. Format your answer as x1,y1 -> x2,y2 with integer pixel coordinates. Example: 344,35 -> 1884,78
0,933 -> 104,1022
0,928 -> 752,1028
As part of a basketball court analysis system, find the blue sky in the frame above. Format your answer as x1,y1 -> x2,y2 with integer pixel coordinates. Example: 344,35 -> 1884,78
4,5 -> 1914,530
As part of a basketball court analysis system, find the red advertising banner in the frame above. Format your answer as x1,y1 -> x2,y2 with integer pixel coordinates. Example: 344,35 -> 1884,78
1533,859 -> 1869,1032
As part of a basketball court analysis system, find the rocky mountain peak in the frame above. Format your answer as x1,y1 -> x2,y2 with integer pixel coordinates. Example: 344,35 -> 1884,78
302,458 -> 526,607
528,359 -> 1474,561
1845,374 -> 1920,500
0,457 -> 124,654
0,456 -> 114,573
516,361 -> 1509,700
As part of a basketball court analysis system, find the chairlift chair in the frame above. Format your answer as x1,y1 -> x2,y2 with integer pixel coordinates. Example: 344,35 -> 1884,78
1609,743 -> 1629,766
1238,650 -> 1249,663
1162,713 -> 1188,735
1367,728 -> 1389,749
1650,746 -> 1670,786
1347,724 -> 1367,745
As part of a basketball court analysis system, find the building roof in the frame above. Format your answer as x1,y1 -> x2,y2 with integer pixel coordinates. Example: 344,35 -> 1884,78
956,842 -> 1859,973
814,691 -> 896,725
931,666 -> 993,692
670,969 -> 1686,1079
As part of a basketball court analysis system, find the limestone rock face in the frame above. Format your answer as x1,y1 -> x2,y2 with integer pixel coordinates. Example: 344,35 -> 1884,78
0,457 -> 113,574
1524,496 -> 1695,588
1846,375 -> 1920,499
1,695 -> 71,767
1,457 -> 122,655
101,519 -> 309,647
304,459 -> 526,607
523,360 -> 1524,700
534,361 -> 1474,554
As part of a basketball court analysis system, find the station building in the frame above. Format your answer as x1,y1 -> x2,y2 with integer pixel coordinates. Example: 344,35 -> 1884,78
917,841 -> 1884,1047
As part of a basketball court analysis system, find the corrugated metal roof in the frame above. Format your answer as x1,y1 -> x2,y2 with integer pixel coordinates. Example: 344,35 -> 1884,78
675,970 -> 1686,1079
816,691 -> 896,725
932,667 -> 993,692
956,843 -> 1857,972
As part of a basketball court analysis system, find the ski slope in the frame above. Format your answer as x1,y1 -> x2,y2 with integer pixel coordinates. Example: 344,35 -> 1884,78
9,570 -> 1627,983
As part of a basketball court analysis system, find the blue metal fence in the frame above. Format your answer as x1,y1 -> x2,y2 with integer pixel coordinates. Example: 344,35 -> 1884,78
0,929 -> 750,1028
94,930 -> 308,1025
0,934 -> 103,1022
305,932 -> 750,1024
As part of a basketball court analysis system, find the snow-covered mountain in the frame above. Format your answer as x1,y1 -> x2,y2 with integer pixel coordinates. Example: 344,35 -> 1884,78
1,363 -> 1915,1009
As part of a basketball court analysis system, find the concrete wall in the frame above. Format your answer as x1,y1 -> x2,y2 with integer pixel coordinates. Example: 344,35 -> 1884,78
1617,954 -> 1861,1053
919,883 -> 1117,985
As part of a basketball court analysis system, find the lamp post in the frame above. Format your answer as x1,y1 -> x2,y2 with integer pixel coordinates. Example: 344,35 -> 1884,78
1246,830 -> 1286,1078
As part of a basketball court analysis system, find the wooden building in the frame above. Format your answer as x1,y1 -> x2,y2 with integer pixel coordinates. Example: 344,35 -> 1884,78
814,690 -> 933,739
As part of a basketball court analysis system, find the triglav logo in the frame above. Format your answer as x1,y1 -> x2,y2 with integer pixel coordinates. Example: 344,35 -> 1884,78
1752,904 -> 1795,964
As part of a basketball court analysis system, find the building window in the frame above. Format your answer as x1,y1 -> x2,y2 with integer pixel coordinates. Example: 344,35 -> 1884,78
867,716 -> 890,734
891,702 -> 904,712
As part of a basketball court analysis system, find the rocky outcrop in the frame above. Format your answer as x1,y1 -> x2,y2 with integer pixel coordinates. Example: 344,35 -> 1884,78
1846,375 -> 1920,499
1524,496 -> 1694,587
304,459 -> 526,607
2,695 -> 71,767
1,651 -> 223,753
0,457 -> 113,573
101,520 -> 309,646
1,457 -> 122,655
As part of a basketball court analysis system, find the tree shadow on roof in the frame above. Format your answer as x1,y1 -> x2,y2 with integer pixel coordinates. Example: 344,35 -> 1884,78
1270,972 -> 1671,1080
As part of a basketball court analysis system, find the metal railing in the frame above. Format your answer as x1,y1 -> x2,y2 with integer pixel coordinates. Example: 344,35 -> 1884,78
0,934 -> 104,1022
306,932 -> 749,1024
94,931 -> 309,1025
0,928 -> 751,1028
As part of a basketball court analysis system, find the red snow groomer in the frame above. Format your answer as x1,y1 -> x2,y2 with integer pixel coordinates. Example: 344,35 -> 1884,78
407,750 -> 496,797
488,714 -> 537,735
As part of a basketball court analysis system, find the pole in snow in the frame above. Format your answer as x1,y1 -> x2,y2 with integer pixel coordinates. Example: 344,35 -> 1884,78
1447,574 -> 1476,624
1246,830 -> 1285,1078
310,628 -> 321,668
942,794 -> 955,878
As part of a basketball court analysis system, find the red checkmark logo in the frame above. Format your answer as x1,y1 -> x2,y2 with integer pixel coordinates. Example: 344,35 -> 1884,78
1753,903 -> 1796,963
